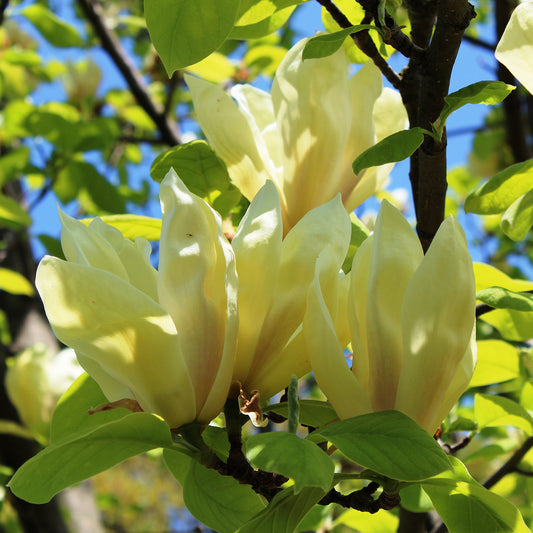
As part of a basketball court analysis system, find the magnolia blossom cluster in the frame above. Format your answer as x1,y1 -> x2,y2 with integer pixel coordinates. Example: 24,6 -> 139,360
36,38 -> 477,434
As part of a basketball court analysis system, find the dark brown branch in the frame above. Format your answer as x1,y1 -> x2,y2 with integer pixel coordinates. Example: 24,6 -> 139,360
315,0 -> 402,89
0,0 -> 9,25
404,0 -> 438,48
76,0 -> 180,146
484,436 -> 533,489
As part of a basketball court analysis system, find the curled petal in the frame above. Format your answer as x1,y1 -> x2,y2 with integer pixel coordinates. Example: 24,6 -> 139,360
395,217 -> 476,432
36,257 -> 197,429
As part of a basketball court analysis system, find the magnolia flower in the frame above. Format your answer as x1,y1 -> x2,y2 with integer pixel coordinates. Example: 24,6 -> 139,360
232,179 -> 351,404
495,2 -> 533,95
186,38 -> 407,231
36,169 -> 238,429
304,201 -> 477,434
5,344 -> 83,438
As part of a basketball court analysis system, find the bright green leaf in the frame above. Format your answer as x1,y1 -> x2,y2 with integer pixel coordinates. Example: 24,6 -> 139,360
235,0 -> 303,25
0,268 -> 34,296
475,393 -> 533,435
9,412 -> 173,504
477,286 -> 533,311
469,340 -> 520,387
237,486 -> 326,533
0,194 -> 32,229
481,308 -> 533,342
164,449 -> 265,533
144,0 -> 241,74
343,214 -> 371,273
423,457 -> 530,533
81,215 -> 162,241
334,507 -> 399,532
230,5 -> 296,39
302,25 -> 380,60
501,189 -> 533,241
434,81 -> 514,139
0,147 -> 30,187
352,128 -> 424,175
150,141 -> 241,217
22,4 -> 83,48
312,411 -> 451,481
245,433 -> 334,493
266,399 -> 338,427
465,159 -> 533,215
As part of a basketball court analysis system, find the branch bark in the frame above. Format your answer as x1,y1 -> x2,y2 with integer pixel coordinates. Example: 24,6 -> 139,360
77,0 -> 181,146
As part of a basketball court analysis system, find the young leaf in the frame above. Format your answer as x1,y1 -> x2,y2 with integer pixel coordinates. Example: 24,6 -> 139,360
477,286 -> 533,312
469,340 -> 520,388
501,188 -> 533,241
266,399 -> 338,427
0,194 -> 32,229
9,412 -> 173,504
481,307 -> 533,342
150,141 -> 241,217
312,410 -> 451,481
237,486 -> 326,533
474,393 -> 533,435
464,159 -> 533,215
144,0 -> 241,74
352,128 -> 424,175
245,432 -> 334,493
164,449 -> 265,533
433,81 -> 515,139
22,4 -> 83,47
0,268 -> 34,296
423,457 -> 530,533
302,25 -> 379,60
81,215 -> 162,241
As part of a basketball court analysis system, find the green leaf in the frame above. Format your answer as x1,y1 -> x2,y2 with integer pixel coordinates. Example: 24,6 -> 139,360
423,457 -> 530,533
81,163 -> 126,214
9,412 -> 173,504
287,375 -> 299,434
245,433 -> 334,493
474,393 -> 533,435
230,6 -> 296,39
464,159 -> 533,215
352,128 -> 424,175
0,420 -> 35,441
470,340 -> 520,387
144,0 -> 241,74
312,411 -> 451,481
164,449 -> 265,533
22,4 -> 83,48
334,508 -> 400,532
0,194 -> 32,229
481,308 -> 533,342
0,268 -> 34,296
81,215 -> 162,241
477,286 -> 533,312
434,81 -> 514,139
0,147 -> 30,187
237,486 -> 326,533
266,399 -> 338,427
501,189 -> 533,241
302,25 -> 380,60
235,0 -> 303,25
150,141 -> 241,217
342,214 -> 370,273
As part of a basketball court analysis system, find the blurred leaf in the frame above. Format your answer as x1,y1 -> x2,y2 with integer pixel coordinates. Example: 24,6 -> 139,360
145,0 -> 241,74
0,268 -> 34,296
481,308 -> 533,342
244,44 -> 287,77
36,235 -> 65,260
0,146 -> 30,186
302,25 -> 379,60
81,214 -> 162,241
245,432 -> 334,493
475,393 -> 533,434
237,486 -> 326,533
22,4 -> 83,47
352,128 -> 423,175
164,449 -> 265,533
151,141 -> 241,217
186,52 -> 235,83
312,411 -> 451,481
501,189 -> 533,241
231,5 -> 296,39
465,159 -> 533,215
0,420 -> 35,440
235,0 -> 303,25
434,81 -> 514,139
9,411 -> 173,504
266,399 -> 338,427
470,340 -> 520,387
0,194 -> 32,229
423,457 -> 530,533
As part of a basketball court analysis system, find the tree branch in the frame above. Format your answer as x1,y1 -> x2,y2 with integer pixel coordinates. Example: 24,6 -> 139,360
76,0 -> 181,146
0,0 -> 9,25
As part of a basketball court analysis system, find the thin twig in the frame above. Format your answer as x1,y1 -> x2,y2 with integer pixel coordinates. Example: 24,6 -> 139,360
484,436 -> 533,489
76,0 -> 180,146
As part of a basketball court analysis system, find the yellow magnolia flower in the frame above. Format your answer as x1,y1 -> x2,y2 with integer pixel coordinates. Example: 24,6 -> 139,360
304,201 -> 477,434
495,2 -> 533,95
232,180 -> 351,403
5,344 -> 82,439
36,169 -> 238,429
186,37 -> 407,231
